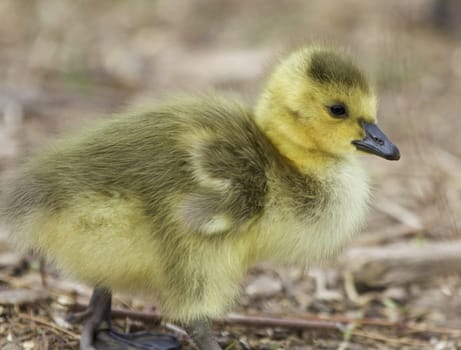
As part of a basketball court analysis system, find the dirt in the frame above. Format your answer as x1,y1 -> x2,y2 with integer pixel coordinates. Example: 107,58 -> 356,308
1,1 -> 461,349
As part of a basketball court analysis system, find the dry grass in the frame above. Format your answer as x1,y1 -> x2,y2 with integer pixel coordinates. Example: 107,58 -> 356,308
0,0 -> 461,349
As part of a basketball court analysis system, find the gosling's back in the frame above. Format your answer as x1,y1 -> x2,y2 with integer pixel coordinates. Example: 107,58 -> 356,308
3,97 -> 272,233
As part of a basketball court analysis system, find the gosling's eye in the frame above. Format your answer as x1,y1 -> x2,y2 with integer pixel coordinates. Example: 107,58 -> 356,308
329,104 -> 347,118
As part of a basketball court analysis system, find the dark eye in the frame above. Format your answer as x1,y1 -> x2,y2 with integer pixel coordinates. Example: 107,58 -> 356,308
329,104 -> 347,118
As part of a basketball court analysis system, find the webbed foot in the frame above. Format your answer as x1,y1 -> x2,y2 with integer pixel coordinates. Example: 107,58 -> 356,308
93,330 -> 179,350
184,318 -> 222,350
68,287 -> 180,350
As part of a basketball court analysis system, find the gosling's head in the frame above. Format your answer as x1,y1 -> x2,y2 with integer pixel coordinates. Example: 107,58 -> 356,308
255,47 -> 400,168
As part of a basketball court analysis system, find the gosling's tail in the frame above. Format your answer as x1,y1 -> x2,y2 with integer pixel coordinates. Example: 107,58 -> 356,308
0,170 -> 51,252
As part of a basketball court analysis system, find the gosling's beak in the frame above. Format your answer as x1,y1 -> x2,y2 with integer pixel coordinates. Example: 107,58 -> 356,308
352,122 -> 400,161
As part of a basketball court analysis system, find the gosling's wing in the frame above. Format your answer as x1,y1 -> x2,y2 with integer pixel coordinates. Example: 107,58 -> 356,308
176,115 -> 271,235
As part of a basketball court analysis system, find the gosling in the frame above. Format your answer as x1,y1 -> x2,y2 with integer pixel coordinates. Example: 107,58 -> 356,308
1,47 -> 400,350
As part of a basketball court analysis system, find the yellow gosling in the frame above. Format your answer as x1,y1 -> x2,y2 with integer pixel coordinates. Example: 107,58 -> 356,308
1,46 -> 399,350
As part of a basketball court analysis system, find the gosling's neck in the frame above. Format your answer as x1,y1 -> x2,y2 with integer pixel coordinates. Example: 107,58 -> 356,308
254,96 -> 342,175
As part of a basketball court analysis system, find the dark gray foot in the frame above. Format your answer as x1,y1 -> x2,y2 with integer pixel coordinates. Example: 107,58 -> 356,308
68,287 -> 180,350
93,330 -> 180,350
184,319 -> 222,350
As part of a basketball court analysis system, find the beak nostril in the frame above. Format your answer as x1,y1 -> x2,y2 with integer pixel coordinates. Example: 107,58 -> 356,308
357,122 -> 399,160
373,136 -> 384,146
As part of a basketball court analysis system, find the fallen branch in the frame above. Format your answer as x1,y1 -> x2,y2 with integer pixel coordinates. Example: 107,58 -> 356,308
72,303 -> 341,331
217,313 -> 343,331
71,303 -> 461,336
341,239 -> 461,287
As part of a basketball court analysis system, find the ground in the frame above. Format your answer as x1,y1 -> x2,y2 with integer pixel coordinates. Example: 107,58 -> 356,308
1,1 -> 461,349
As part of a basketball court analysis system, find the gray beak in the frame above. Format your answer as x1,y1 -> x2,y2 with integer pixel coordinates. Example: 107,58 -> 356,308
352,122 -> 400,161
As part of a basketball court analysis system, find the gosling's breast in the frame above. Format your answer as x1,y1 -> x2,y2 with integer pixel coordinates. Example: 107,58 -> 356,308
255,158 -> 370,265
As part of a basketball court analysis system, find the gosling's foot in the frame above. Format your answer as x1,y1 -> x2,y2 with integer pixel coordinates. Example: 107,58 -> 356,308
184,318 -> 222,350
69,287 -> 180,350
92,330 -> 180,350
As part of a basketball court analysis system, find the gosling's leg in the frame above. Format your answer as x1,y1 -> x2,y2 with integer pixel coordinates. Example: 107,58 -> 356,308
184,318 -> 222,350
68,287 -> 180,350
79,287 -> 111,350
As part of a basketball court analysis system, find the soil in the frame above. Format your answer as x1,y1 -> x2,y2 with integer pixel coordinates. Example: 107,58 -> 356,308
1,1 -> 461,349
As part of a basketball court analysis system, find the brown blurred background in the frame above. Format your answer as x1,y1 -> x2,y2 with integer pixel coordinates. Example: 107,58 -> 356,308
1,1 -> 461,349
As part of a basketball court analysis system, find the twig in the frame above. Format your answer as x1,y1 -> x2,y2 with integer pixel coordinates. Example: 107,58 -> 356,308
217,313 -> 343,331
18,313 -> 80,340
71,303 -> 342,331
372,197 -> 422,229
356,223 -> 424,246
72,303 -> 163,324
352,329 -> 431,349
296,313 -> 461,336
70,303 -> 461,336
39,257 -> 48,288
